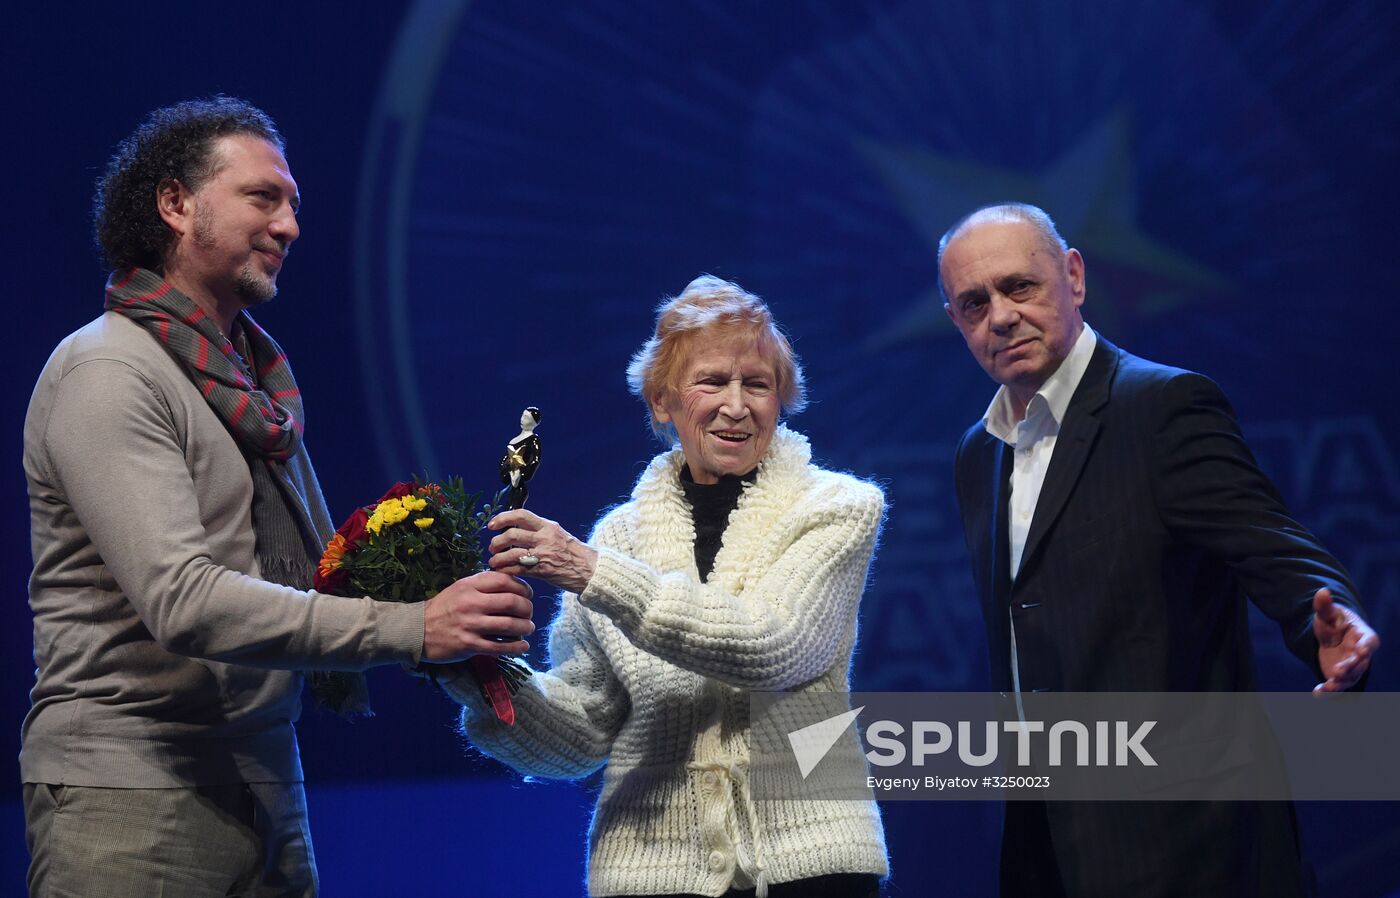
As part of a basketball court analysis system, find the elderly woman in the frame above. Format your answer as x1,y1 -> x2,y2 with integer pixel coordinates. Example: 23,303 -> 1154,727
444,276 -> 888,898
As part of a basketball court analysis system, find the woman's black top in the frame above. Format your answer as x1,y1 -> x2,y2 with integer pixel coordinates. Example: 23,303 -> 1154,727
679,465 -> 755,581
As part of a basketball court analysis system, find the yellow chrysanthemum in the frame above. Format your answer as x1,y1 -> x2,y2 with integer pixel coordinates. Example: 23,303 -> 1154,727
405,496 -> 428,512
374,497 -> 411,527
367,510 -> 384,534
415,517 -> 434,529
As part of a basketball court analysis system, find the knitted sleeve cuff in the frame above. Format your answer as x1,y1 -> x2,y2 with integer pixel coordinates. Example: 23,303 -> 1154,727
577,547 -> 654,630
437,664 -> 491,712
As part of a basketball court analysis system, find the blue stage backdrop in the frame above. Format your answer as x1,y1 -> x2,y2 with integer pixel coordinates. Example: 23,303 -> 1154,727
6,2 -> 1399,895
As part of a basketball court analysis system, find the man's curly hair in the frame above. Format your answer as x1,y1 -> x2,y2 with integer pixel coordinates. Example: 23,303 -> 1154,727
93,96 -> 283,273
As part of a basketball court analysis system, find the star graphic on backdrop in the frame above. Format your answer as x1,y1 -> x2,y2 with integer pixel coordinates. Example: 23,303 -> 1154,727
853,111 -> 1231,351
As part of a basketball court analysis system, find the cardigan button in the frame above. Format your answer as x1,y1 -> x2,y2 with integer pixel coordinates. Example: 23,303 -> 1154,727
701,771 -> 719,789
707,850 -> 728,872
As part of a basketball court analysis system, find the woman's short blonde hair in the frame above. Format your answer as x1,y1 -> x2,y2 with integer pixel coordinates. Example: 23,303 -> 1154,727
627,275 -> 807,441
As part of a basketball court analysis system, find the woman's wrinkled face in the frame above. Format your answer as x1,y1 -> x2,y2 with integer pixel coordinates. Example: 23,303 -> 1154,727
651,337 -> 780,483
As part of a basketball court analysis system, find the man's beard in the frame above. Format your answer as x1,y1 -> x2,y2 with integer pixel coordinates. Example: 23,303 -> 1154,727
234,262 -> 277,306
191,208 -> 278,306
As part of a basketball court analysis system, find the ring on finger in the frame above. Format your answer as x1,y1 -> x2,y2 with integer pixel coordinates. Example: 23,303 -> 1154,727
519,554 -> 540,567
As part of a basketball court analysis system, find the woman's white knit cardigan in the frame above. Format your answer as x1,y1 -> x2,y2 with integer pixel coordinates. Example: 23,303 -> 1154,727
445,427 -> 888,897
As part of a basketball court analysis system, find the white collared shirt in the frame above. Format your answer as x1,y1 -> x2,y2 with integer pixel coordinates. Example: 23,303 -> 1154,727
982,324 -> 1096,704
982,324 -> 1098,579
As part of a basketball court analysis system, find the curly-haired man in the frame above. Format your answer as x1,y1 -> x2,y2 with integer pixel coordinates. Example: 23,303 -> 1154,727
21,97 -> 535,896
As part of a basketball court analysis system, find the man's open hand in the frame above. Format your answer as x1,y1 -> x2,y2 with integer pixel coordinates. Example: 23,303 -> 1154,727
422,571 -> 534,663
1314,587 -> 1379,693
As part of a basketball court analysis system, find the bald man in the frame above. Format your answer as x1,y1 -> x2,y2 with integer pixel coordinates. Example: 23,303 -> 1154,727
941,202 -> 1377,897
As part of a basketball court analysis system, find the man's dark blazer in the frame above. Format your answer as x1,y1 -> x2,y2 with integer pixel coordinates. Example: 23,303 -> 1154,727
953,335 -> 1361,897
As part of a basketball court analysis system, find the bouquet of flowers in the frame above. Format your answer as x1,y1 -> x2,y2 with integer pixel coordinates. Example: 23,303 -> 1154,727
313,478 -> 529,724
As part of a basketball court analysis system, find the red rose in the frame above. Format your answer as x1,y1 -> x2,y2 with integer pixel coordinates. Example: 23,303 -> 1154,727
336,506 -> 370,546
377,481 -> 415,503
313,566 -> 349,594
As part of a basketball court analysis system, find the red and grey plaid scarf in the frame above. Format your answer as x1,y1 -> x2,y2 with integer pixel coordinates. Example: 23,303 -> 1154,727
103,267 -> 304,461
104,267 -> 371,716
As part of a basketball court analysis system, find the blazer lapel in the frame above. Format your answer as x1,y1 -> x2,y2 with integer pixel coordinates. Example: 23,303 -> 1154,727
990,440 -> 1013,611
1015,338 -> 1118,578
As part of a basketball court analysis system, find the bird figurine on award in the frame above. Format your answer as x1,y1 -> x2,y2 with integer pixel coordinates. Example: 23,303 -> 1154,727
497,406 -> 542,511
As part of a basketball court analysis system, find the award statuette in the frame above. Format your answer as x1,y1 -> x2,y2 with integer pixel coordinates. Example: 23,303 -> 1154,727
497,407 -> 542,511
470,406 -> 543,724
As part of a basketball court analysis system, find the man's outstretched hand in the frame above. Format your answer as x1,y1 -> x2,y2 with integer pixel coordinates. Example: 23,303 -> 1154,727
1313,587 -> 1379,693
422,571 -> 534,663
